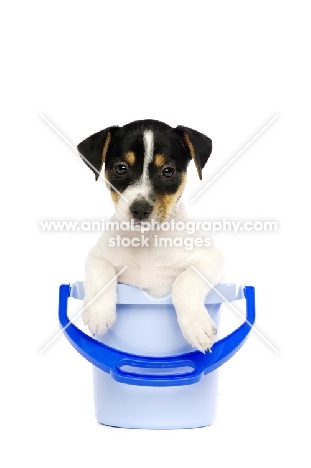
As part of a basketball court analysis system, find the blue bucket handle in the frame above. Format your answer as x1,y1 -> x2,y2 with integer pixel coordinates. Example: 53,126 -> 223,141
59,284 -> 255,387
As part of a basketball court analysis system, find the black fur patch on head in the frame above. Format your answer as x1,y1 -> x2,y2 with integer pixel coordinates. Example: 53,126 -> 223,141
77,126 -> 118,180
174,126 -> 212,179
104,125 -> 145,193
148,130 -> 189,196
77,120 -> 212,193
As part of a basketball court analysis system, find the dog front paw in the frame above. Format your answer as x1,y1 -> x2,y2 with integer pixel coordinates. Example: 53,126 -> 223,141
82,297 -> 116,336
178,310 -> 217,353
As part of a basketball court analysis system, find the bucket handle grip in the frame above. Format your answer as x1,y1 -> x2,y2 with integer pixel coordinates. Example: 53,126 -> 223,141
59,284 -> 255,387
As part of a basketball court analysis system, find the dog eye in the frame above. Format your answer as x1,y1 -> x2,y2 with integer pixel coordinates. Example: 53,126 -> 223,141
114,163 -> 127,175
161,167 -> 175,178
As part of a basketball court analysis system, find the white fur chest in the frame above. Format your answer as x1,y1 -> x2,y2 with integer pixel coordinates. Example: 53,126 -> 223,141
97,226 -> 198,296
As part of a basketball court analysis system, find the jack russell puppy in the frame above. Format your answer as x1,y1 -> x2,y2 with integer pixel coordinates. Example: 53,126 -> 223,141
77,119 -> 224,352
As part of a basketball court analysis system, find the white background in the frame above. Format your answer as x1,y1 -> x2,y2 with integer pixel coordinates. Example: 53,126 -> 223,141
1,1 -> 311,466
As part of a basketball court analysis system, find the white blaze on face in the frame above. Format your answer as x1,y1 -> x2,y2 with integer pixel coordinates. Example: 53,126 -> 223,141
141,130 -> 154,186
114,130 -> 155,221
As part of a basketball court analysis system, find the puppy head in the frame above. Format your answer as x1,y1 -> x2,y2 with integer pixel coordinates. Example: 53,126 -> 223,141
77,120 -> 212,222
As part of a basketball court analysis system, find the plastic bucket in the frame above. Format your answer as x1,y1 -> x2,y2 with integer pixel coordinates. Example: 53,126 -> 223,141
59,282 -> 255,429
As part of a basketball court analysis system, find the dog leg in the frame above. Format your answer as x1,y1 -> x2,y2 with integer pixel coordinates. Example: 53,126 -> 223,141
82,245 -> 118,335
171,253 -> 225,352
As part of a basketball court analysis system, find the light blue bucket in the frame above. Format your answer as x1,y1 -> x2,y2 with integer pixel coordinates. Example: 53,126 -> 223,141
59,282 -> 255,429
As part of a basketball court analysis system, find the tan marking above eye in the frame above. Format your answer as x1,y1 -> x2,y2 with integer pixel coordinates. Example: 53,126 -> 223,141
124,151 -> 135,165
154,154 -> 166,168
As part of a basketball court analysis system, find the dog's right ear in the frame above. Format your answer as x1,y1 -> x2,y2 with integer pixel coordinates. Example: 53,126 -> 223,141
77,126 -> 118,180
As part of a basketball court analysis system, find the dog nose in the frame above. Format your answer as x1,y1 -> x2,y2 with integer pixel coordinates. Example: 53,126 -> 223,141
130,200 -> 153,221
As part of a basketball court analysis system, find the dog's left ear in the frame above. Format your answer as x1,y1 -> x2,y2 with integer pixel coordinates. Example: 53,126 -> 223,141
77,126 -> 119,180
175,126 -> 212,180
